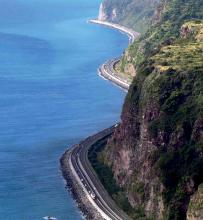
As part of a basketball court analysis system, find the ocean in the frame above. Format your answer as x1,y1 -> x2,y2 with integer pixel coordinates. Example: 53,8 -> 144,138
0,0 -> 128,219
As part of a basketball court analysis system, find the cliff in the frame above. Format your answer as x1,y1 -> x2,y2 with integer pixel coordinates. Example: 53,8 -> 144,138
98,0 -> 160,34
96,0 -> 203,219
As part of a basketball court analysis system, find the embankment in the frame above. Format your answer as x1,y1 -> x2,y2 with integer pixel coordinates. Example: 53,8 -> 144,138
89,19 -> 139,91
60,126 -> 131,220
98,59 -> 130,91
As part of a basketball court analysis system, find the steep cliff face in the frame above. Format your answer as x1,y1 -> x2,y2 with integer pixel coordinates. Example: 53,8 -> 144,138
100,1 -> 203,219
98,0 -> 160,33
98,2 -> 109,21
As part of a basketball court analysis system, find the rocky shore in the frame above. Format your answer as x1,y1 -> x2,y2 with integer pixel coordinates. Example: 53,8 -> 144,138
60,149 -> 106,220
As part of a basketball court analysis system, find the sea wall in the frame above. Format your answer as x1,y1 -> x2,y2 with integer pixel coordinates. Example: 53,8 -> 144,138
60,149 -> 106,220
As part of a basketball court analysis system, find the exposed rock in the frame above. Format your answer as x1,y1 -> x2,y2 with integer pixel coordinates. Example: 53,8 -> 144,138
153,0 -> 168,24
180,21 -> 203,41
187,184 -> 203,220
124,63 -> 136,77
101,19 -> 203,218
99,0 -> 160,33
192,118 -> 203,142
98,3 -> 108,21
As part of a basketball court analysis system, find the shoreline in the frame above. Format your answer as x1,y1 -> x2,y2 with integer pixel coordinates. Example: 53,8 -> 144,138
89,19 -> 140,91
60,19 -> 139,220
60,126 -> 131,220
98,58 -> 130,92
89,19 -> 140,44
60,147 -> 107,220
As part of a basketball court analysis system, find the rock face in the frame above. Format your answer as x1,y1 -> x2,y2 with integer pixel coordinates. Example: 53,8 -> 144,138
180,21 -> 203,42
98,0 -> 160,33
187,184 -> 203,220
105,80 -> 166,219
99,0 -> 203,219
98,3 -> 108,21
98,2 -> 119,22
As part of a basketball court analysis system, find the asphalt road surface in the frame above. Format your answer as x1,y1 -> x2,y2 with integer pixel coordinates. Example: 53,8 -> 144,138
69,126 -> 132,220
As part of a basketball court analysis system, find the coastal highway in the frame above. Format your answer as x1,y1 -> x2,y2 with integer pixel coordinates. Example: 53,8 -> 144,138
68,126 -> 131,220
89,19 -> 140,92
89,19 -> 140,44
61,18 -> 137,220
98,58 -> 130,91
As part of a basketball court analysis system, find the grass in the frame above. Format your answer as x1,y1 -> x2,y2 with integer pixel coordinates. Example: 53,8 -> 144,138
151,41 -> 203,73
124,20 -> 203,219
114,61 -> 134,82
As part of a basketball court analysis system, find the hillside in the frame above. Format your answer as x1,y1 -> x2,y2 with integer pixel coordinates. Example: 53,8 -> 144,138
93,0 -> 203,219
98,0 -> 160,33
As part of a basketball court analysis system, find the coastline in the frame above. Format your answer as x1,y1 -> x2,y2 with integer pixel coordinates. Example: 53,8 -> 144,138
98,58 -> 130,92
89,19 -> 140,44
60,19 -> 139,220
60,126 -> 132,220
60,147 -> 107,220
89,19 -> 140,91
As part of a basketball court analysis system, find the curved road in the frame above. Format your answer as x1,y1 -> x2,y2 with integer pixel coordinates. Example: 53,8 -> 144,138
89,19 -> 140,44
98,58 -> 130,91
67,126 -> 131,220
61,18 -> 138,220
90,19 -> 140,92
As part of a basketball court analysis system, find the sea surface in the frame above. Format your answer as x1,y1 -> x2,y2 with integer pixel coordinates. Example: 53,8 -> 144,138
0,0 -> 128,219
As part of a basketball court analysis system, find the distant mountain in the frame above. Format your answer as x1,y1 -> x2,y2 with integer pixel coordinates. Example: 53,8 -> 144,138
95,0 -> 203,219
98,0 -> 160,33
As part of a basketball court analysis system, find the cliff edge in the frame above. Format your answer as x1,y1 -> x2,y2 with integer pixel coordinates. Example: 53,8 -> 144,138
98,0 -> 160,34
95,0 -> 203,219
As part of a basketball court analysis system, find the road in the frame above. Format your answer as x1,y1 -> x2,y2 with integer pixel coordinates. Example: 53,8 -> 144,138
98,58 -> 130,91
68,126 -> 132,220
61,18 -> 137,220
89,19 -> 140,44
89,19 -> 141,92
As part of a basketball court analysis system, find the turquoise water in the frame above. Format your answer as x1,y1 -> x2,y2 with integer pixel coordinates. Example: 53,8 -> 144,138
0,0 -> 128,219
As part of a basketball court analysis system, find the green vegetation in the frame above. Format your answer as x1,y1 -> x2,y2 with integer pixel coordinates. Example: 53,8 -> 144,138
157,145 -> 203,218
88,136 -> 119,195
143,0 -> 203,53
88,138 -> 153,220
102,0 -> 159,33
144,21 -> 203,219
88,138 -> 134,214
151,41 -> 203,72
97,0 -> 203,219
120,0 -> 203,70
